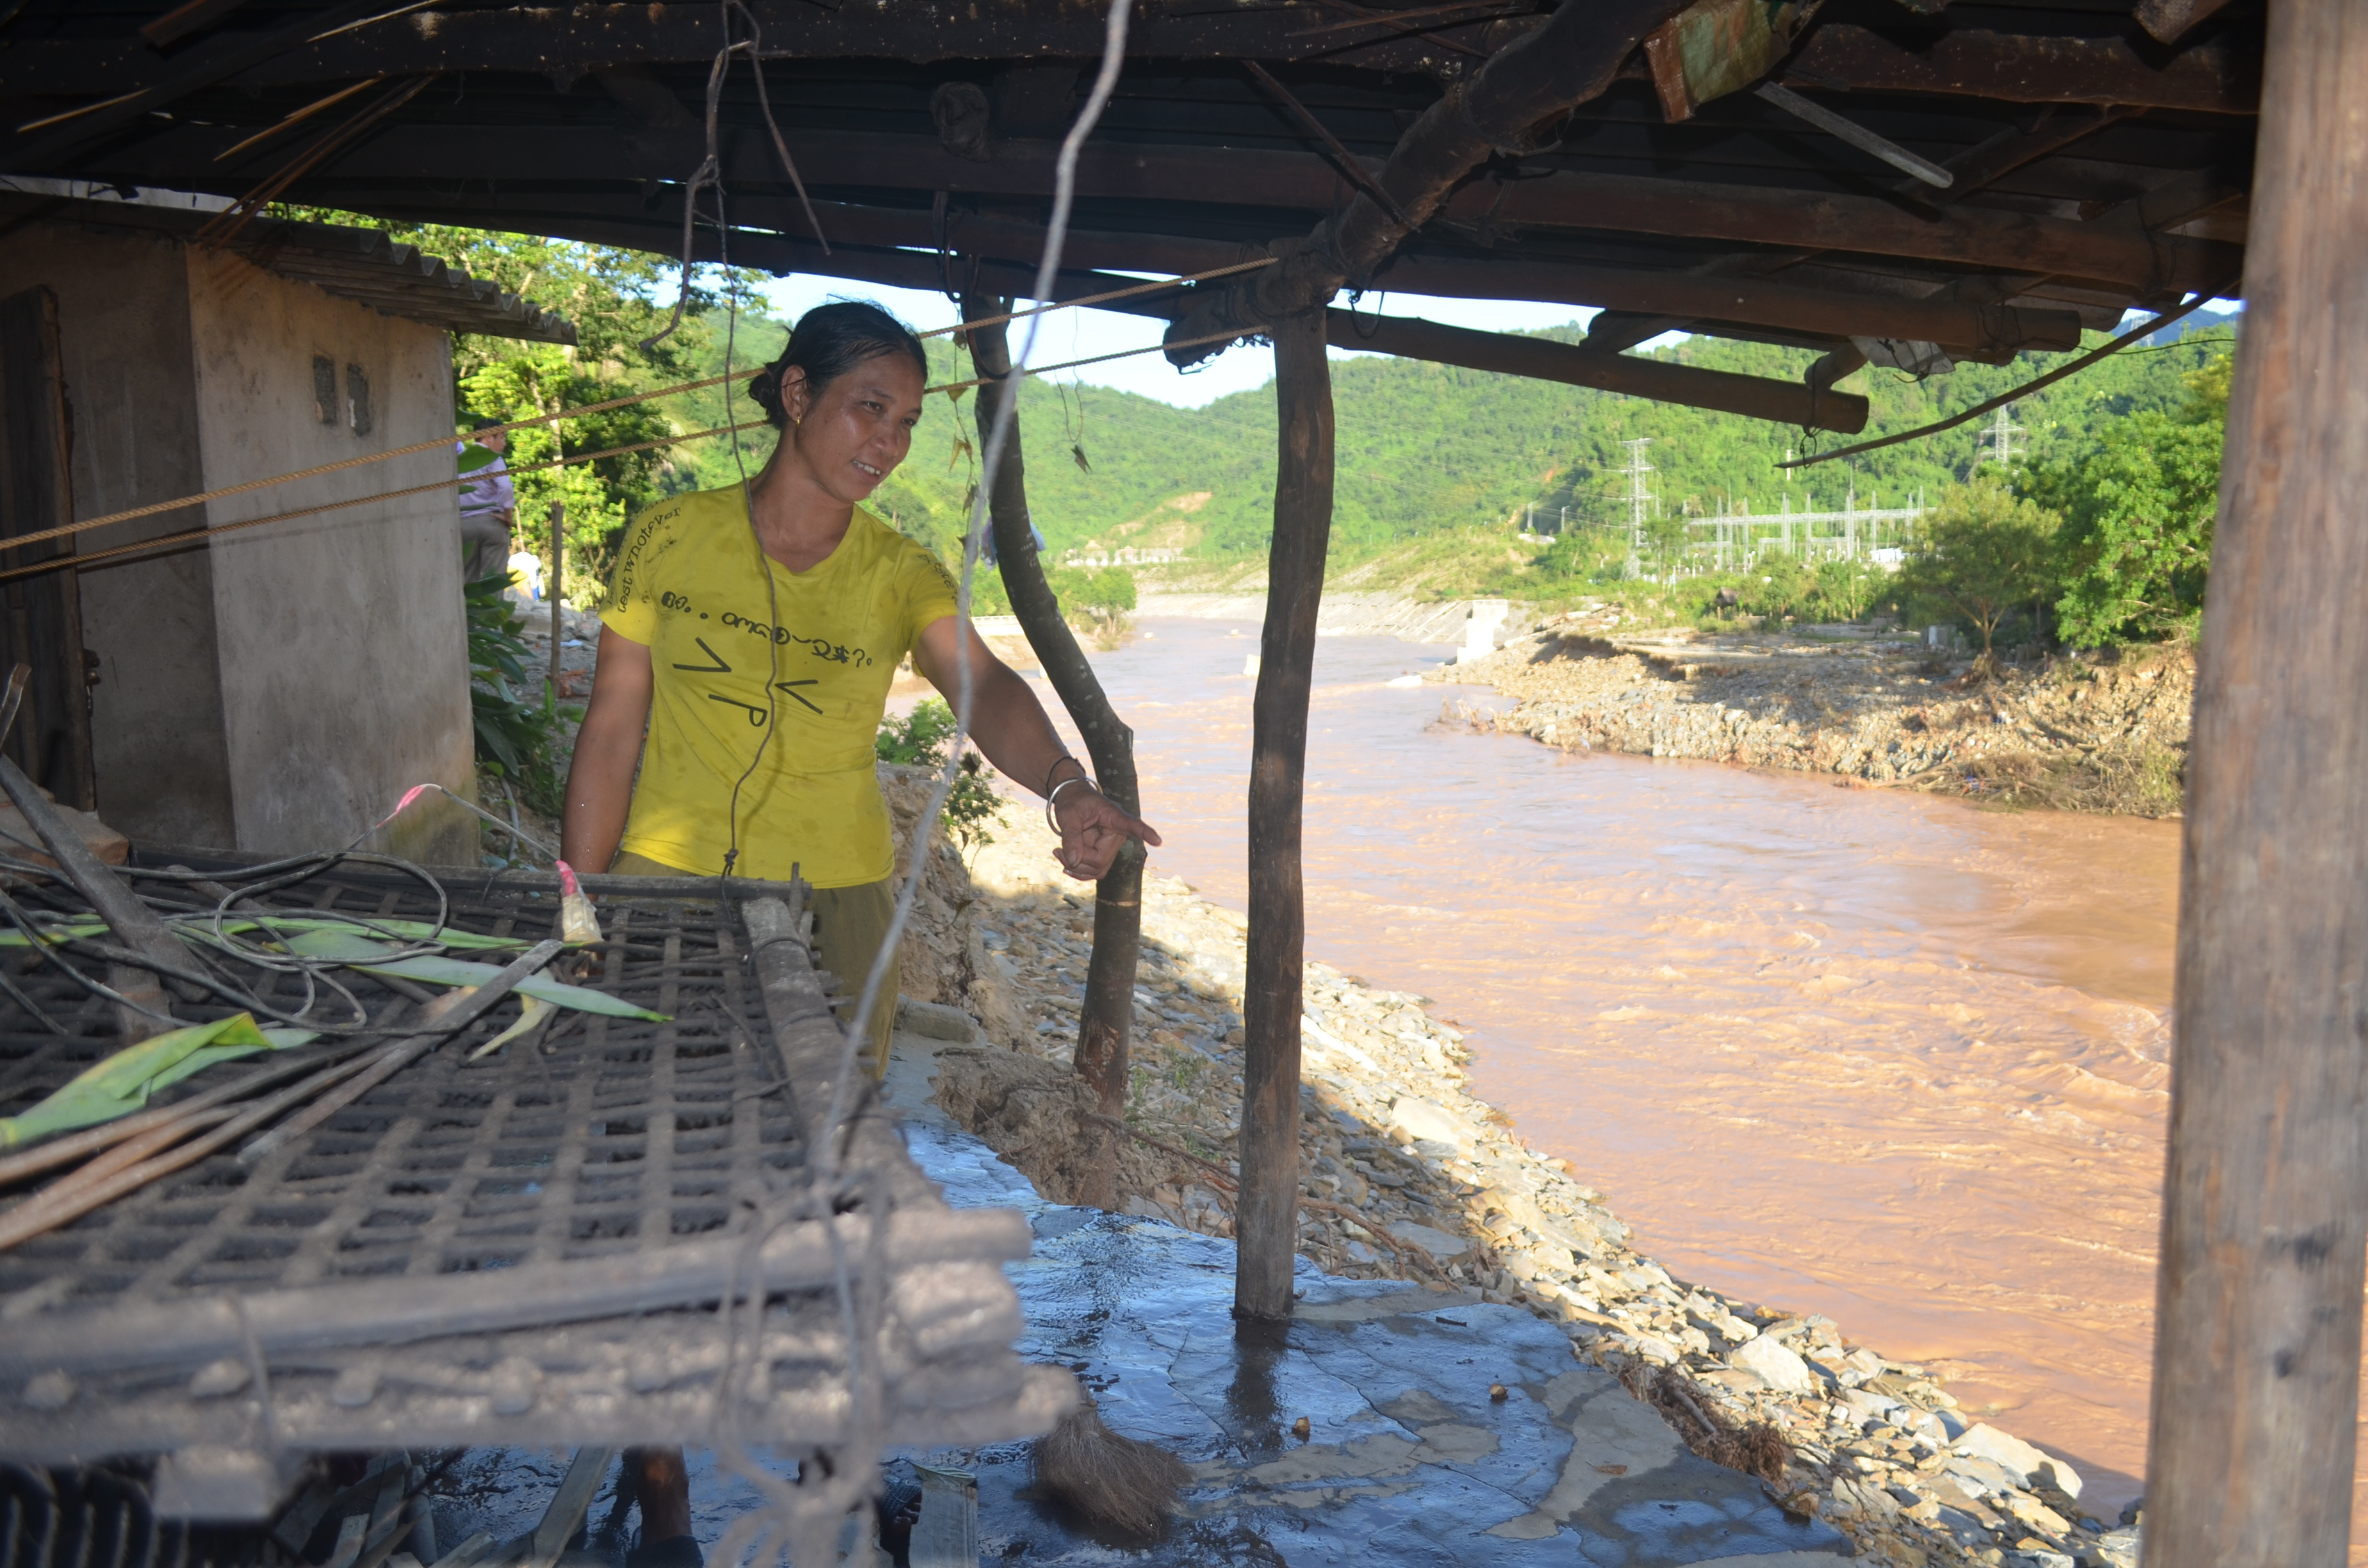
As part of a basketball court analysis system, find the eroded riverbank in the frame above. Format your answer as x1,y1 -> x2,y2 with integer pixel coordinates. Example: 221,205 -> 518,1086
886,755 -> 2154,1565
1433,617 -> 2194,818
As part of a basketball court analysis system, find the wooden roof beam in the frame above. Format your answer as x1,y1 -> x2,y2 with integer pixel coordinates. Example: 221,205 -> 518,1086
0,3 -> 1540,101
1784,24 -> 2257,115
321,179 -> 2080,354
1324,309 -> 1868,430
88,119 -> 2234,291
1893,104 -> 2140,208
0,11 -> 2257,117
1,0 -> 394,173
1477,166 -> 2235,295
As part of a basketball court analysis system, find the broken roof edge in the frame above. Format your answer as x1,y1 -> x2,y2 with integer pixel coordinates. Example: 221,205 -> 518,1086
0,181 -> 577,346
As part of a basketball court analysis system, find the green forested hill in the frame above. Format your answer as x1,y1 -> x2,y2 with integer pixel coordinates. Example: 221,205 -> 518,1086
655,306 -> 2236,570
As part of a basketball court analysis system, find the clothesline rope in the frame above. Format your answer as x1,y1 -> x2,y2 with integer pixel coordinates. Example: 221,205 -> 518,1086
0,314 -> 1277,587
0,255 -> 1276,560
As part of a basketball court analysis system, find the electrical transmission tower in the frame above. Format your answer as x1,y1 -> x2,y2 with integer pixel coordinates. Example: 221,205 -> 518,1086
1616,437 -> 1656,573
1980,405 -> 2027,466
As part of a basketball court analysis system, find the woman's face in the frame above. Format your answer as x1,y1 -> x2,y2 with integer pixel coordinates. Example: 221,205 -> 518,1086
779,352 -> 925,505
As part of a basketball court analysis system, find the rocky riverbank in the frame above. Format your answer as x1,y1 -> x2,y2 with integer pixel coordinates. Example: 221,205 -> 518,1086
889,784 -> 2144,1568
1435,614 -> 2194,819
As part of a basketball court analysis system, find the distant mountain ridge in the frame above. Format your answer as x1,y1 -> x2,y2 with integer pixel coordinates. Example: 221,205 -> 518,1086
660,309 -> 2237,568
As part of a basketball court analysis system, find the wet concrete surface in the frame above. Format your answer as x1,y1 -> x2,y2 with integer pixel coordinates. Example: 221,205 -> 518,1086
423,1037 -> 1845,1567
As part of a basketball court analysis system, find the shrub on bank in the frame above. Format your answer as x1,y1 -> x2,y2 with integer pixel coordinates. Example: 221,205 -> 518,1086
2027,354 -> 2229,649
1894,477 -> 2062,662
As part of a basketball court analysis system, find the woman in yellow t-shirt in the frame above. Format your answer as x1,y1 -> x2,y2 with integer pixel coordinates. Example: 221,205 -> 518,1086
560,301 -> 1159,1077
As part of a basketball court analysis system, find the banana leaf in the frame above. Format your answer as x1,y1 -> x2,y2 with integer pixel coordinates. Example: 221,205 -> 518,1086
0,914 -> 531,953
220,915 -> 529,952
0,1013 -> 318,1149
280,930 -> 668,1020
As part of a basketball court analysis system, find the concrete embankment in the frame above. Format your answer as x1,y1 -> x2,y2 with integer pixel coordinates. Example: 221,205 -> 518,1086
877,779 -> 2142,1568
1436,618 -> 2194,819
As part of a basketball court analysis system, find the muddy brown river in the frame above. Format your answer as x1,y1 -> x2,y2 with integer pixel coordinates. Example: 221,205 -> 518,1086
1017,615 -> 2191,1520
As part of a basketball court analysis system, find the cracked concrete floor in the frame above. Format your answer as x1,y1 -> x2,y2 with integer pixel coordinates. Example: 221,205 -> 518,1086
889,1040 -> 1849,1567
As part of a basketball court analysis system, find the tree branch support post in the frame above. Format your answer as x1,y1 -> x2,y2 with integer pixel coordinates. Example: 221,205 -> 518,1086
1237,307 -> 1333,1322
2143,0 -> 2368,1561
964,295 -> 1144,1211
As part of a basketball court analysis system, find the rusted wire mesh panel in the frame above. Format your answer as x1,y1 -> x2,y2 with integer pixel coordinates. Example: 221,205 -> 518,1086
0,860 -> 1066,1492
0,872 -> 798,1305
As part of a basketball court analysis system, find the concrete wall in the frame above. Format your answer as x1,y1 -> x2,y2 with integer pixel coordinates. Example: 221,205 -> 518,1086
0,222 -> 236,845
0,221 -> 476,864
186,249 -> 475,866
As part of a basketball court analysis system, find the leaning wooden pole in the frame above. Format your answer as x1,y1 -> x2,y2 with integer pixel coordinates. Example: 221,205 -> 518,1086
964,300 -> 1147,1210
1236,308 -> 1333,1322
2143,1 -> 2368,1562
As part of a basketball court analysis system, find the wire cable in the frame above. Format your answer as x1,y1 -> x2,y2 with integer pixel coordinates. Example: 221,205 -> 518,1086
828,0 -> 1139,1156
1780,288 -> 2232,470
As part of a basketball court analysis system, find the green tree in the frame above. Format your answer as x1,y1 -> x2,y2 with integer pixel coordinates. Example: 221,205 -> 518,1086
1808,557 -> 1884,623
272,209 -> 761,600
1896,476 -> 2062,662
2029,354 -> 2230,648
1044,563 -> 1137,637
1740,550 -> 1814,621
1639,512 -> 1692,582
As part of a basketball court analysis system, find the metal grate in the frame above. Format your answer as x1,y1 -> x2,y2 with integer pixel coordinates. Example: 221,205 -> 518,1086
0,870 -> 800,1306
0,856 -> 1069,1508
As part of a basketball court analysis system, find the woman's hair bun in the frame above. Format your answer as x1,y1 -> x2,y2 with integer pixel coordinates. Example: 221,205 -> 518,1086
746,363 -> 785,423
745,302 -> 928,431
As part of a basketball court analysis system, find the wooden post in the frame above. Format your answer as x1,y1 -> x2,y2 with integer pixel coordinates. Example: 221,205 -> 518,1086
547,499 -> 564,691
0,286 -> 95,811
2143,1 -> 2368,1562
1236,307 -> 1333,1322
964,298 -> 1147,1208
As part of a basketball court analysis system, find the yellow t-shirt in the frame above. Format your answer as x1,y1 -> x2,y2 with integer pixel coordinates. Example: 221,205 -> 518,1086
602,486 -> 961,886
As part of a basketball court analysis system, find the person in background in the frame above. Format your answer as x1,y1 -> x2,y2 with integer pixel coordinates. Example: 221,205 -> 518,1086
456,416 -> 515,582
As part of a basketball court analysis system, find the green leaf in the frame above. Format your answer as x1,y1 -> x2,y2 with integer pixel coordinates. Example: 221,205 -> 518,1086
213,915 -> 530,953
0,919 -> 107,948
0,915 -> 529,953
0,1014 -> 308,1149
470,994 -> 556,1059
280,931 -> 669,1020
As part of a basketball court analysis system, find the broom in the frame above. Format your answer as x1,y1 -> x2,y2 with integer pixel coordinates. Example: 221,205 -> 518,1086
1030,1394 -> 1190,1536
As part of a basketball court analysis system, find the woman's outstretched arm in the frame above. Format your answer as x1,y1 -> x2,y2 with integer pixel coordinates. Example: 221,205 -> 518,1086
912,616 -> 1161,880
559,626 -> 655,872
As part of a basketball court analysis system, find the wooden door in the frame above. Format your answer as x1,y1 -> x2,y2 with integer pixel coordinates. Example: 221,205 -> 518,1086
0,286 -> 96,810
